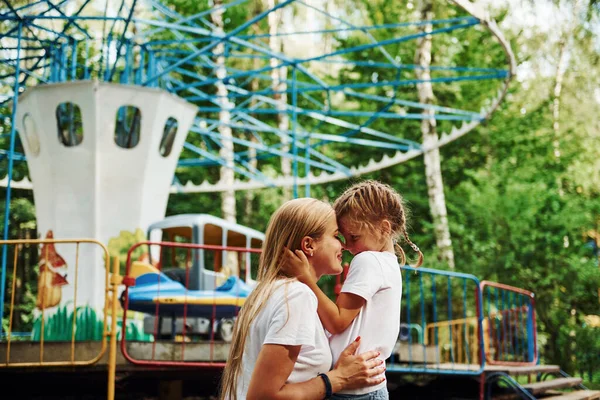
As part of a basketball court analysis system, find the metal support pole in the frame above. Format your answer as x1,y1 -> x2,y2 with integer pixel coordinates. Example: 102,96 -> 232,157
107,256 -> 120,400
1,21 -> 22,334
291,66 -> 298,198
304,132 -> 310,197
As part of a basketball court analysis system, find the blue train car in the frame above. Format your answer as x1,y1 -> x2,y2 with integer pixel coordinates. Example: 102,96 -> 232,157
125,214 -> 264,341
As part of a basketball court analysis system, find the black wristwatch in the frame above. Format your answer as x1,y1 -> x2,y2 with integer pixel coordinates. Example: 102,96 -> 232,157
318,373 -> 333,399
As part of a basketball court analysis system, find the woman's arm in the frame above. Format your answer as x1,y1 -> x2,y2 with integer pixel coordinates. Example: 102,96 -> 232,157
247,338 -> 385,400
283,249 -> 364,334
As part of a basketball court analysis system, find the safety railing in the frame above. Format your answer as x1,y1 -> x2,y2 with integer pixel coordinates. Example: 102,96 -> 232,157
1,236 -> 539,397
424,316 -> 484,365
0,237 -> 119,399
0,238 -> 116,366
387,266 -> 485,375
120,241 -> 261,367
480,281 -> 537,366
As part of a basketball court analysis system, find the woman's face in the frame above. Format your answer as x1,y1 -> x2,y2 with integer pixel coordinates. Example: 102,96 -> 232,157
310,213 -> 344,278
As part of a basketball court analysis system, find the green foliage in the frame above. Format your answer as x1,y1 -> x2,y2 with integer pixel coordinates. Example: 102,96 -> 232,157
0,196 -> 38,334
107,229 -> 148,276
574,324 -> 600,384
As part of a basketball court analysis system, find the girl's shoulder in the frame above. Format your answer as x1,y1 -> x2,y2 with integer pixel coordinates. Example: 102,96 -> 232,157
350,251 -> 399,273
351,250 -> 395,263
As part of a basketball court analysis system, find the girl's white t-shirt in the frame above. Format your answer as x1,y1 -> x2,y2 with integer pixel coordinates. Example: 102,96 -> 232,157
329,251 -> 402,395
236,279 -> 333,399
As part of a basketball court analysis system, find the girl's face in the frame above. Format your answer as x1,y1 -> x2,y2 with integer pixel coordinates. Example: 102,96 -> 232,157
338,216 -> 388,256
310,213 -> 344,278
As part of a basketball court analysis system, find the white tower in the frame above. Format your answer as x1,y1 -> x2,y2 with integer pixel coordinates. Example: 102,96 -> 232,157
15,80 -> 197,309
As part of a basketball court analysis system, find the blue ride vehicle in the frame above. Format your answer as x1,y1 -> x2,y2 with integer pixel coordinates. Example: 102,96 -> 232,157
124,214 -> 264,341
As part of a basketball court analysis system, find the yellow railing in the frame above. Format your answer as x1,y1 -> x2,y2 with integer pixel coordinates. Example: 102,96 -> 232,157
426,313 -> 534,365
0,238 -> 119,400
425,317 -> 489,365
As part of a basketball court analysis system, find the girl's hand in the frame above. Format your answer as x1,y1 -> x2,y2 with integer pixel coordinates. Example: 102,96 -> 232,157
327,338 -> 386,392
282,248 -> 316,284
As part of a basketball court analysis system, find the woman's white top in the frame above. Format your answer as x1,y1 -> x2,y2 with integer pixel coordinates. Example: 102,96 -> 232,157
329,251 -> 402,395
236,279 -> 332,399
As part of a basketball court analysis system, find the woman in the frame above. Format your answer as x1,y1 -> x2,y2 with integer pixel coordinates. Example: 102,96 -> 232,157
220,198 -> 386,400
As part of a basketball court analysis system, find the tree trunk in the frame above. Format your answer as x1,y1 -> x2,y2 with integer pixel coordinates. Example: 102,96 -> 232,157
415,0 -> 455,269
552,0 -> 583,193
243,1 -> 264,224
267,0 -> 292,201
211,1 -> 236,224
552,37 -> 568,199
211,1 -> 238,276
552,38 -> 567,163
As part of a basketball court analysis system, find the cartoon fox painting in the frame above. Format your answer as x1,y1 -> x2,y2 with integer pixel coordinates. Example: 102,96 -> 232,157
36,230 -> 69,309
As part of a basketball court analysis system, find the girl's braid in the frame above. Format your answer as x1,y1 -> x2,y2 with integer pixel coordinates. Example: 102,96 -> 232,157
402,226 -> 423,268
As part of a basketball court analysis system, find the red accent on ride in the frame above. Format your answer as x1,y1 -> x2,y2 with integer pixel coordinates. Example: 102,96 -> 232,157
122,276 -> 136,287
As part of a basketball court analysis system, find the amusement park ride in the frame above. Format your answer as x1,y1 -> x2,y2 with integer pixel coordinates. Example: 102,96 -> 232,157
0,0 -> 597,399
126,214 -> 264,342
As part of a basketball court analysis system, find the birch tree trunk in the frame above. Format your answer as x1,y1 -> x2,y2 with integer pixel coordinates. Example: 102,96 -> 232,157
244,1 -> 263,223
415,0 -> 455,268
552,37 -> 567,198
211,1 -> 236,224
267,0 -> 292,201
552,0 -> 582,195
211,1 -> 238,276
552,38 -> 567,164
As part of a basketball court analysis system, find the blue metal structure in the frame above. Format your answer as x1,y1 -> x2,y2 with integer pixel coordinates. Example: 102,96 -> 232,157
388,265 -> 486,376
0,0 -> 515,330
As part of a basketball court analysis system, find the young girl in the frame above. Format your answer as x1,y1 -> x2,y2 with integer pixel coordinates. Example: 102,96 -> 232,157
285,180 -> 423,399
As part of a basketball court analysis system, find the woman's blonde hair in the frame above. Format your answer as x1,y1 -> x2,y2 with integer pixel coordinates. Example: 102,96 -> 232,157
333,180 -> 423,267
219,198 -> 335,400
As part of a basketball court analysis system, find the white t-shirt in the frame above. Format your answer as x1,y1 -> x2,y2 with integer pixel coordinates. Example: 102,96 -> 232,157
329,251 -> 402,395
236,279 -> 332,399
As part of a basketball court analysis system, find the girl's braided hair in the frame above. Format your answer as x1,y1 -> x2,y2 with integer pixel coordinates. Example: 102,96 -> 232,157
333,180 -> 423,267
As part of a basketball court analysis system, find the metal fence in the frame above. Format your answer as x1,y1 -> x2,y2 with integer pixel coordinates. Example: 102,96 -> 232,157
388,266 -> 485,375
120,240 -> 261,367
480,280 -> 537,366
0,237 -> 119,400
1,237 -> 539,400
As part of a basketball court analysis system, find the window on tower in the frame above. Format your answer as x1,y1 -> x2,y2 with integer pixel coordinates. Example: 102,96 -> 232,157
115,105 -> 141,149
159,117 -> 178,157
56,102 -> 83,147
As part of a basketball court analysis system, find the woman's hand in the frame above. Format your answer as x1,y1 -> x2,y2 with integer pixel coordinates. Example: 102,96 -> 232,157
282,248 -> 317,284
327,338 -> 386,392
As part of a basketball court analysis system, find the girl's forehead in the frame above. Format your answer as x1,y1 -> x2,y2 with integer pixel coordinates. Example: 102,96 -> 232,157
337,216 -> 362,231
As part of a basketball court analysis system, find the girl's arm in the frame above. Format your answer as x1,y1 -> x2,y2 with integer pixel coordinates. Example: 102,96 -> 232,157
247,338 -> 385,400
283,249 -> 365,334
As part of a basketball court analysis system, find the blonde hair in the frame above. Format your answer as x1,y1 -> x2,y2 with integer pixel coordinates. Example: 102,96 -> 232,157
219,198 -> 335,400
333,180 -> 423,267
